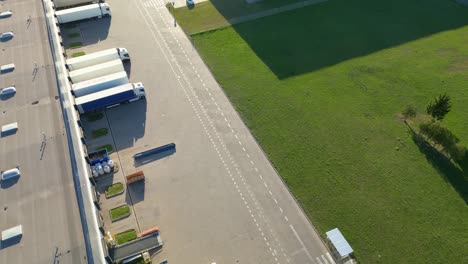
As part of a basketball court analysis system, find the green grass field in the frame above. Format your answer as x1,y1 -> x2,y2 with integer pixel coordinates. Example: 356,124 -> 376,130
110,205 -> 131,221
115,229 -> 137,245
105,182 -> 124,198
171,0 -> 302,34
181,0 -> 468,263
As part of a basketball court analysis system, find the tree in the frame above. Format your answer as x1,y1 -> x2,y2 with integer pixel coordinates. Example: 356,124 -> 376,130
402,105 -> 417,122
426,94 -> 451,120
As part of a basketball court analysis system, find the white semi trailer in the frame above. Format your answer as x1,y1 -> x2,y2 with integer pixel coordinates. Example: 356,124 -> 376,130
66,48 -> 130,71
55,3 -> 110,24
75,82 -> 146,114
72,71 -> 129,97
68,59 -> 124,83
54,0 -> 97,9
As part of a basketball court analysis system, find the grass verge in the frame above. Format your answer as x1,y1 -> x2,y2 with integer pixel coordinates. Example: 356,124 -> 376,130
110,205 -> 131,221
72,51 -> 86,58
68,42 -> 82,49
68,33 -> 81,39
115,229 -> 137,245
85,112 -> 104,122
63,23 -> 77,29
189,0 -> 468,263
172,0 -> 305,35
97,144 -> 113,153
105,182 -> 124,198
92,128 -> 108,138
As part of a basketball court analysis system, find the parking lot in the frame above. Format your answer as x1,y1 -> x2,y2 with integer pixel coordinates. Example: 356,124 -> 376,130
62,0 -> 332,263
0,0 -> 87,263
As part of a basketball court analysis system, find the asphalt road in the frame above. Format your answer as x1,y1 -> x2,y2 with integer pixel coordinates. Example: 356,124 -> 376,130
0,0 -> 87,263
70,0 -> 334,263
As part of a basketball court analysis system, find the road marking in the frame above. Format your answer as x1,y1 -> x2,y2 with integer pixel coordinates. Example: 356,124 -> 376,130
290,224 -> 314,262
326,253 -> 336,264
137,3 -> 296,263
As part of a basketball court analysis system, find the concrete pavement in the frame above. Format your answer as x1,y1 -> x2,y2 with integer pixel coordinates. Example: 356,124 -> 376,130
68,0 -> 333,262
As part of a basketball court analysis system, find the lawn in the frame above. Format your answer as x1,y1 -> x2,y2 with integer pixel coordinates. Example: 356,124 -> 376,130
105,182 -> 124,198
92,128 -> 108,138
115,229 -> 137,245
68,33 -> 81,39
72,51 -> 86,58
85,112 -> 104,122
110,205 -> 131,221
171,0 -> 304,34
97,144 -> 113,153
68,42 -> 82,49
187,0 -> 468,263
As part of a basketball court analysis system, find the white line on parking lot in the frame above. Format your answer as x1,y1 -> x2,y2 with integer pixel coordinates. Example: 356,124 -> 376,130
134,2 -> 284,263
290,224 -> 314,263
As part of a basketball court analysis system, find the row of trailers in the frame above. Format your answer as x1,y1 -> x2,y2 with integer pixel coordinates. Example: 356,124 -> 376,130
64,48 -> 146,114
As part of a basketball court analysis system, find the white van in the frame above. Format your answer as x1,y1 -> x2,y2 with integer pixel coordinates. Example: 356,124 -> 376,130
1,168 -> 20,181
1,225 -> 22,240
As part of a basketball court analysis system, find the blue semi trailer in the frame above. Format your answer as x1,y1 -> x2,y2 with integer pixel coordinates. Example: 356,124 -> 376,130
74,82 -> 146,114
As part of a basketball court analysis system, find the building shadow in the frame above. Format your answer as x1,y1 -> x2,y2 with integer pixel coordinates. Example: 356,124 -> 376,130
0,235 -> 22,249
409,128 -> 468,204
206,0 -> 468,79
78,16 -> 111,46
124,61 -> 132,79
0,176 -> 20,189
0,93 -> 15,101
106,99 -> 147,151
0,129 -> 17,138
93,171 -> 117,195
0,36 -> 13,42
126,181 -> 145,204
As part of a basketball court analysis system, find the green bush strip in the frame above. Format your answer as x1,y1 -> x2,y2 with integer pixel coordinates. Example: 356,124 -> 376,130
85,112 -> 104,122
63,23 -> 77,29
68,33 -> 81,39
72,51 -> 86,58
109,205 -> 130,222
105,182 -> 124,198
115,229 -> 137,245
97,144 -> 113,153
68,42 -> 82,49
92,128 -> 108,138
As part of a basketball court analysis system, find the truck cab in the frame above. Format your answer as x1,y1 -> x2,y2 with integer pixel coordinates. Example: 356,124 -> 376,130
131,82 -> 146,101
100,3 -> 111,17
117,48 -> 131,62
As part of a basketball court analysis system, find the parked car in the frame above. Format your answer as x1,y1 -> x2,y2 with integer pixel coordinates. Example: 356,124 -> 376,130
186,0 -> 194,5
1,87 -> 16,96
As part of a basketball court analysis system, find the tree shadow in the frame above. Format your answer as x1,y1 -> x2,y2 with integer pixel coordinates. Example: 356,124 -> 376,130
208,0 -> 468,79
408,127 -> 468,204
